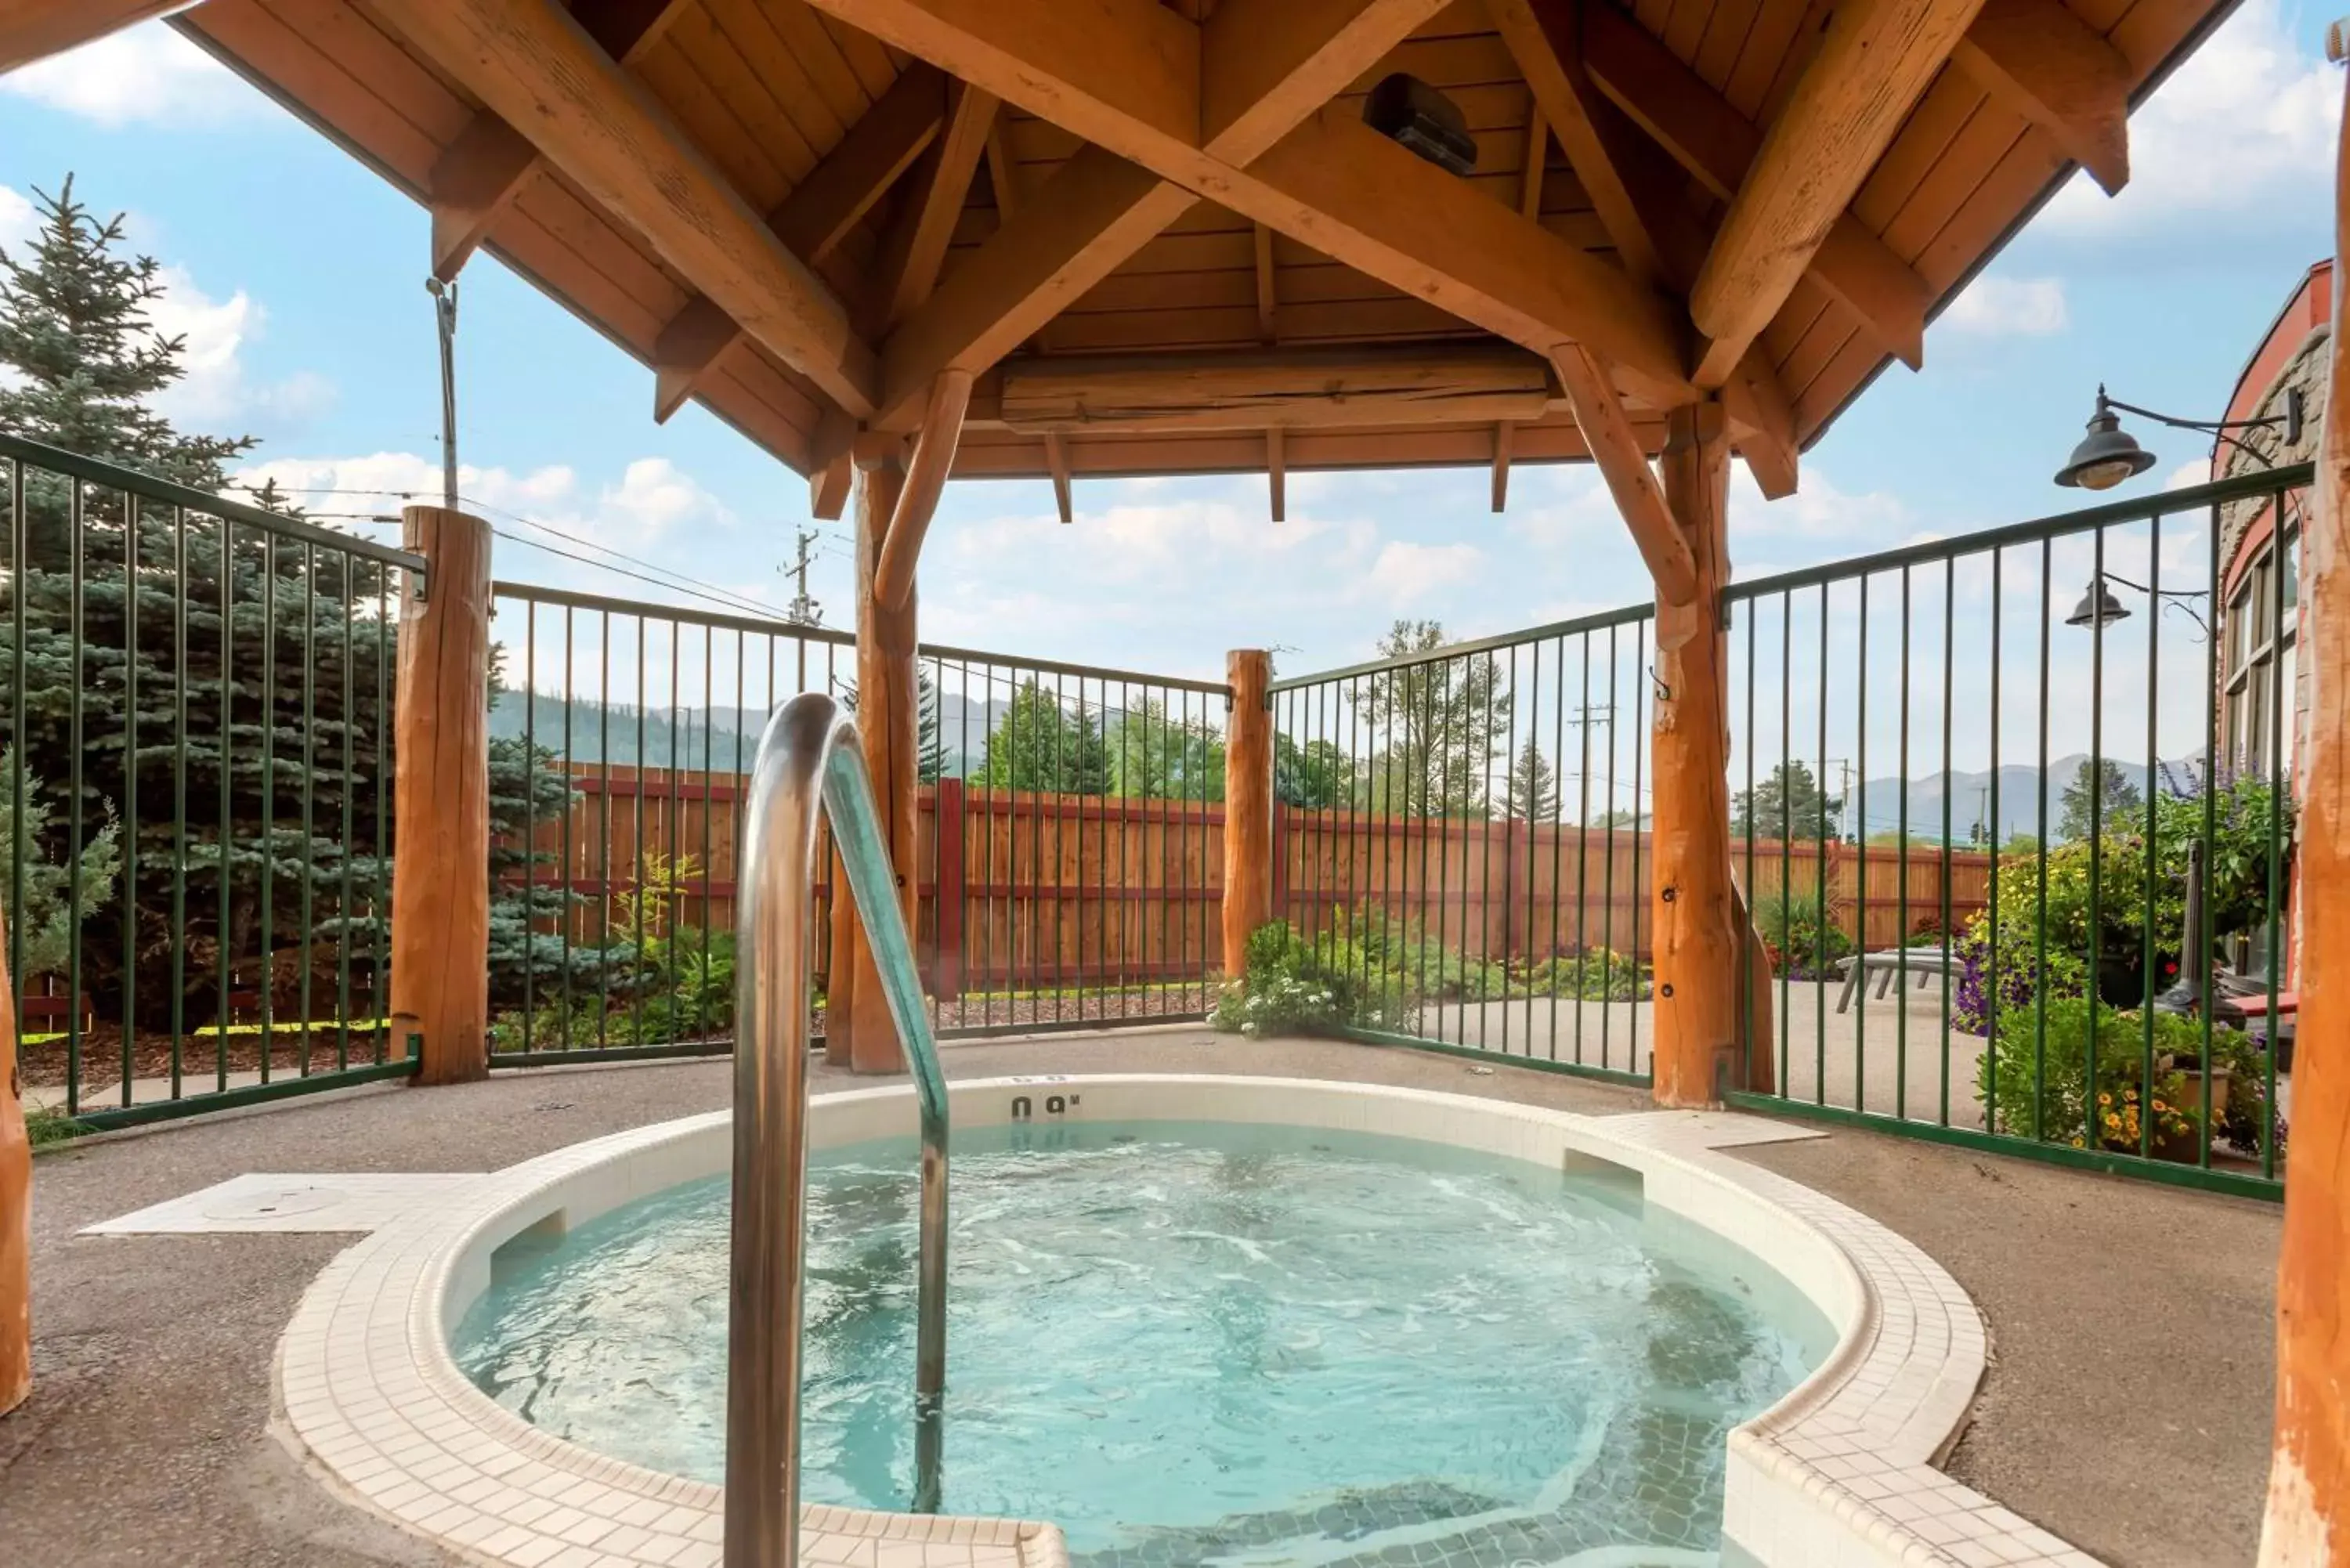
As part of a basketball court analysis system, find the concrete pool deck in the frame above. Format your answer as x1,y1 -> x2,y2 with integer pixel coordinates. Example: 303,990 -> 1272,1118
1,1028 -> 2280,1568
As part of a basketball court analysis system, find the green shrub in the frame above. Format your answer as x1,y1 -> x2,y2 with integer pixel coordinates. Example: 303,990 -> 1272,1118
1981,996 -> 2200,1152
1514,948 -> 1650,1000
1209,918 -> 1412,1038
490,927 -> 735,1053
1752,887 -> 1852,979
1976,995 -> 2288,1162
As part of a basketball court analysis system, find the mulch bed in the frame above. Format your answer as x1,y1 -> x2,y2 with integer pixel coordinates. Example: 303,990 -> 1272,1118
18,1022 -> 403,1093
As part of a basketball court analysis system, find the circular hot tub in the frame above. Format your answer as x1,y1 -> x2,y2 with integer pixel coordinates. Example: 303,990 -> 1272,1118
452,1110 -> 1829,1562
273,1075 -> 2003,1568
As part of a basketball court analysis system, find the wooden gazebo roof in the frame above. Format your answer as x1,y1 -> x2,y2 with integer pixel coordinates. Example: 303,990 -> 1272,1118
15,0 -> 2225,516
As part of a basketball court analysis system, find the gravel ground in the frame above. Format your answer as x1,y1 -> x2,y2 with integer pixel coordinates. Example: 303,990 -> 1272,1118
0,1028 -> 2276,1566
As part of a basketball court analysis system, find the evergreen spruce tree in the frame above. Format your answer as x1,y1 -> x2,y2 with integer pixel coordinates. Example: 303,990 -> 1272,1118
976,678 -> 1110,793
1501,737 -> 1560,823
0,176 -> 582,1032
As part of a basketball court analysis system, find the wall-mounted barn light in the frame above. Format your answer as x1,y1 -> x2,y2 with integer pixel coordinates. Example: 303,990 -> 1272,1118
1363,74 -> 1477,175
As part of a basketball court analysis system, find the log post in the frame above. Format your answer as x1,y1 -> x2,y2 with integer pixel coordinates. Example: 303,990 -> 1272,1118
832,445 -> 920,1075
1220,649 -> 1274,978
2261,59 -> 2349,1563
1648,403 -> 1741,1107
391,505 -> 493,1086
1,901 -> 27,1416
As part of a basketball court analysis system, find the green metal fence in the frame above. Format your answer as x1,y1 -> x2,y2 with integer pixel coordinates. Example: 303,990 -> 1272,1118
485,581 -> 1233,1066
1722,462 -> 2312,1200
2,432 -> 428,1129
1266,606 -> 1663,1089
1268,464 -> 2312,1195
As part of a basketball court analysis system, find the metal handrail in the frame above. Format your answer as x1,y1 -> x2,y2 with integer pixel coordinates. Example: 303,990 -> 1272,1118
727,693 -> 951,1568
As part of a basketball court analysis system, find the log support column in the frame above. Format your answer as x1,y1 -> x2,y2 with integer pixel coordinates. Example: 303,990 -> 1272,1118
829,444 -> 920,1074
1221,649 -> 1274,978
2,902 -> 27,1416
2261,56 -> 2349,1563
391,505 -> 493,1086
1648,403 -> 1741,1107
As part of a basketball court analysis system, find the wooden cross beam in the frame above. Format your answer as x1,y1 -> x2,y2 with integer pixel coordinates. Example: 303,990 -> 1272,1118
813,0 -> 1695,430
370,0 -> 882,418
993,344 -> 1556,434
867,0 -> 1462,432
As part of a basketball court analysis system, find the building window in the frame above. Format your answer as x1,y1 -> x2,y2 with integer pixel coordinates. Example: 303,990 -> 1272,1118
2222,520 -> 2299,782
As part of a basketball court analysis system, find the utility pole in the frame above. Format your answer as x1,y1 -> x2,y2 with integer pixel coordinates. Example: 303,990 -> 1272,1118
783,528 -> 823,627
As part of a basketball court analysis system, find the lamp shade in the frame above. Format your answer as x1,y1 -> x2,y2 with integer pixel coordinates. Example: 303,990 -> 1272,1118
2066,576 -> 2131,629
2055,392 -> 2157,490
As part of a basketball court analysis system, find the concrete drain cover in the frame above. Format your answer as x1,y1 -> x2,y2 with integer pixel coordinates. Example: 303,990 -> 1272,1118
84,1172 -> 487,1235
201,1183 -> 345,1221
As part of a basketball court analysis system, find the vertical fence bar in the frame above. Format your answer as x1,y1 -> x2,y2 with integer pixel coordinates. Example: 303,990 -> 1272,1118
173,508 -> 190,1094
119,488 -> 139,1105
65,478 -> 83,1115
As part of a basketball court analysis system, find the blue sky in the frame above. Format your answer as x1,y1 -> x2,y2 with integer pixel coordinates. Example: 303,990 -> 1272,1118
0,0 -> 2337,731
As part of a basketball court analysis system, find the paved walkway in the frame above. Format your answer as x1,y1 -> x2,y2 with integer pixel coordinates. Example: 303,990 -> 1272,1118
2,1028 -> 2278,1567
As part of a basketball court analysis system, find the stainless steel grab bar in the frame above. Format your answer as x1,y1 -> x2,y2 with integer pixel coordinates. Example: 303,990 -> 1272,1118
727,693 -> 951,1568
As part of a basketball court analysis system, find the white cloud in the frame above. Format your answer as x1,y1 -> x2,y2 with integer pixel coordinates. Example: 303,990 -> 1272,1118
232,450 -> 734,554
2,23 -> 262,128
1731,466 -> 1907,542
143,265 -> 338,430
1942,275 -> 2069,336
0,186 -> 35,255
2044,0 -> 2335,235
1366,540 -> 1484,605
2164,457 -> 2214,490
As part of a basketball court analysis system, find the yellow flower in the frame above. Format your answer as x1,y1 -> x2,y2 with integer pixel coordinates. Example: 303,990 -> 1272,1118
2099,1093 -> 2113,1107
2070,1136 -> 2087,1148
2105,1113 -> 2122,1131
2153,1100 -> 2167,1113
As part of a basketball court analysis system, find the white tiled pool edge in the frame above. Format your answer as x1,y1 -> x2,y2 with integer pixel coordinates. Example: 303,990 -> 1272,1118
271,1074 -> 2099,1568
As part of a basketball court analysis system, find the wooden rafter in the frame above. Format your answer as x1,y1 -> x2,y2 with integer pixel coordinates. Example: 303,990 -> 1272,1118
866,0 -> 1459,430
1690,0 -> 1988,386
1491,421 -> 1513,513
1952,0 -> 2132,195
996,344 -> 1555,433
822,0 -> 1700,426
1488,0 -> 1664,286
870,83 -> 1000,334
1267,427 -> 1288,522
1582,1 -> 1929,371
656,63 -> 950,423
371,0 -> 880,417
1489,0 -> 1795,497
426,0 -> 689,282
1552,345 -> 1697,601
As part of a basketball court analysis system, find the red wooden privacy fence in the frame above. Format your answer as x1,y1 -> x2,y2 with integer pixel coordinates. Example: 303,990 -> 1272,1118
520,768 -> 1996,997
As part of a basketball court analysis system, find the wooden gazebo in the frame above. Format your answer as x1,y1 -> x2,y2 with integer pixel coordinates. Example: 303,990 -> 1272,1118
5,0 -> 2350,1557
